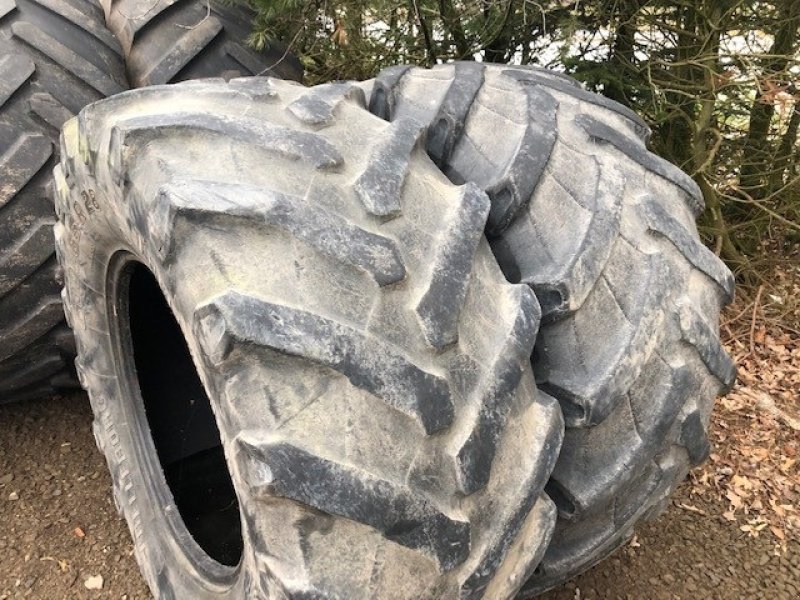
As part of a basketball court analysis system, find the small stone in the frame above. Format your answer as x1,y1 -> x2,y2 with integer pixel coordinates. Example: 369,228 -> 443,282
8,491 -> 18,501
0,473 -> 13,485
83,575 -> 103,590
759,554 -> 771,566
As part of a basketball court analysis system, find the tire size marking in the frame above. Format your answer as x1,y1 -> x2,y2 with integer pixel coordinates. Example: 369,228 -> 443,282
67,188 -> 100,251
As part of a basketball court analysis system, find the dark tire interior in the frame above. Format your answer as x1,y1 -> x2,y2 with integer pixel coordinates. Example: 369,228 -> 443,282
127,262 -> 243,567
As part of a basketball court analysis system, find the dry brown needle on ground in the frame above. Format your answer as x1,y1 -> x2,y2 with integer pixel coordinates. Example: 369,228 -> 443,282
686,264 -> 800,552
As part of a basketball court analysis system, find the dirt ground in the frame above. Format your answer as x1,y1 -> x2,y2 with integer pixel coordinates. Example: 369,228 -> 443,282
1,393 -> 797,599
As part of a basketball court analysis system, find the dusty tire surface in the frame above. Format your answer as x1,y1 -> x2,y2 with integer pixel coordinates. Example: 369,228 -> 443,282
0,0 -> 127,403
101,0 -> 303,86
363,62 -> 736,594
54,77 -> 564,599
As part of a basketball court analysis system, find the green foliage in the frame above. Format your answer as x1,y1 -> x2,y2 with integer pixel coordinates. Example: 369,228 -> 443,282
244,0 -> 800,282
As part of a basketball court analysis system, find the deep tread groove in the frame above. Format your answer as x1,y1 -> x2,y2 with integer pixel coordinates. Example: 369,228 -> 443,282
31,0 -> 120,52
679,410 -> 711,465
222,41 -> 269,76
28,91 -> 73,130
449,285 -> 540,493
0,133 -> 52,207
0,53 -> 35,108
0,353 -> 63,393
0,220 -> 55,295
461,489 -> 551,599
11,22 -> 124,96
575,114 -> 704,215
288,82 -> 366,127
677,301 -> 736,389
196,292 -> 454,434
415,182 -> 490,349
485,84 -> 558,235
109,112 -> 343,179
354,117 -> 424,218
463,496 -> 556,600
367,64 -> 413,120
426,62 -> 485,167
0,0 -> 15,20
237,436 -> 471,570
643,197 -> 735,301
154,180 -> 406,285
540,254 -> 669,427
526,166 -> 623,321
503,68 -> 651,140
139,16 -> 224,85
121,0 -> 182,42
548,362 -> 690,517
0,254 -> 60,330
0,299 -> 64,362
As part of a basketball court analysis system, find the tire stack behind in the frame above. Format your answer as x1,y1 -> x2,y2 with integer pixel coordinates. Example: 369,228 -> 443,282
0,0 -> 303,403
101,0 -> 303,86
0,0 -> 127,403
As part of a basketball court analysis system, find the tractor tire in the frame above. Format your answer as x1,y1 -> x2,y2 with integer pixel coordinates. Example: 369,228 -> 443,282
364,63 -> 736,594
101,0 -> 303,86
0,0 -> 127,403
54,77 -> 564,599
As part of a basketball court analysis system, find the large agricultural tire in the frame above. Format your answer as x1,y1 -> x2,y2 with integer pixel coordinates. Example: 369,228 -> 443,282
54,77 -> 564,599
101,0 -> 303,86
363,63 -> 736,594
0,0 -> 128,403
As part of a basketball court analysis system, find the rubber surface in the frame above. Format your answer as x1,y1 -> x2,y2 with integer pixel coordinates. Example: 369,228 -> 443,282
0,0 -> 127,403
101,0 -> 303,86
363,62 -> 736,594
54,77 -> 564,599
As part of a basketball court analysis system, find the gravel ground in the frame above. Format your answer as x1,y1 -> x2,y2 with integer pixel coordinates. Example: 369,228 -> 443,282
1,394 -> 798,599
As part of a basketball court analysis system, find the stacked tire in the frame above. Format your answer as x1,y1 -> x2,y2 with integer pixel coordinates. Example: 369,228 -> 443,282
2,4 -> 734,596
0,0 -> 127,403
0,0 -> 302,403
362,63 -> 735,593
100,0 -> 303,86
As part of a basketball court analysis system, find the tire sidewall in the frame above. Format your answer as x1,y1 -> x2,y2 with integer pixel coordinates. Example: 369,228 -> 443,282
62,180 -> 247,599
